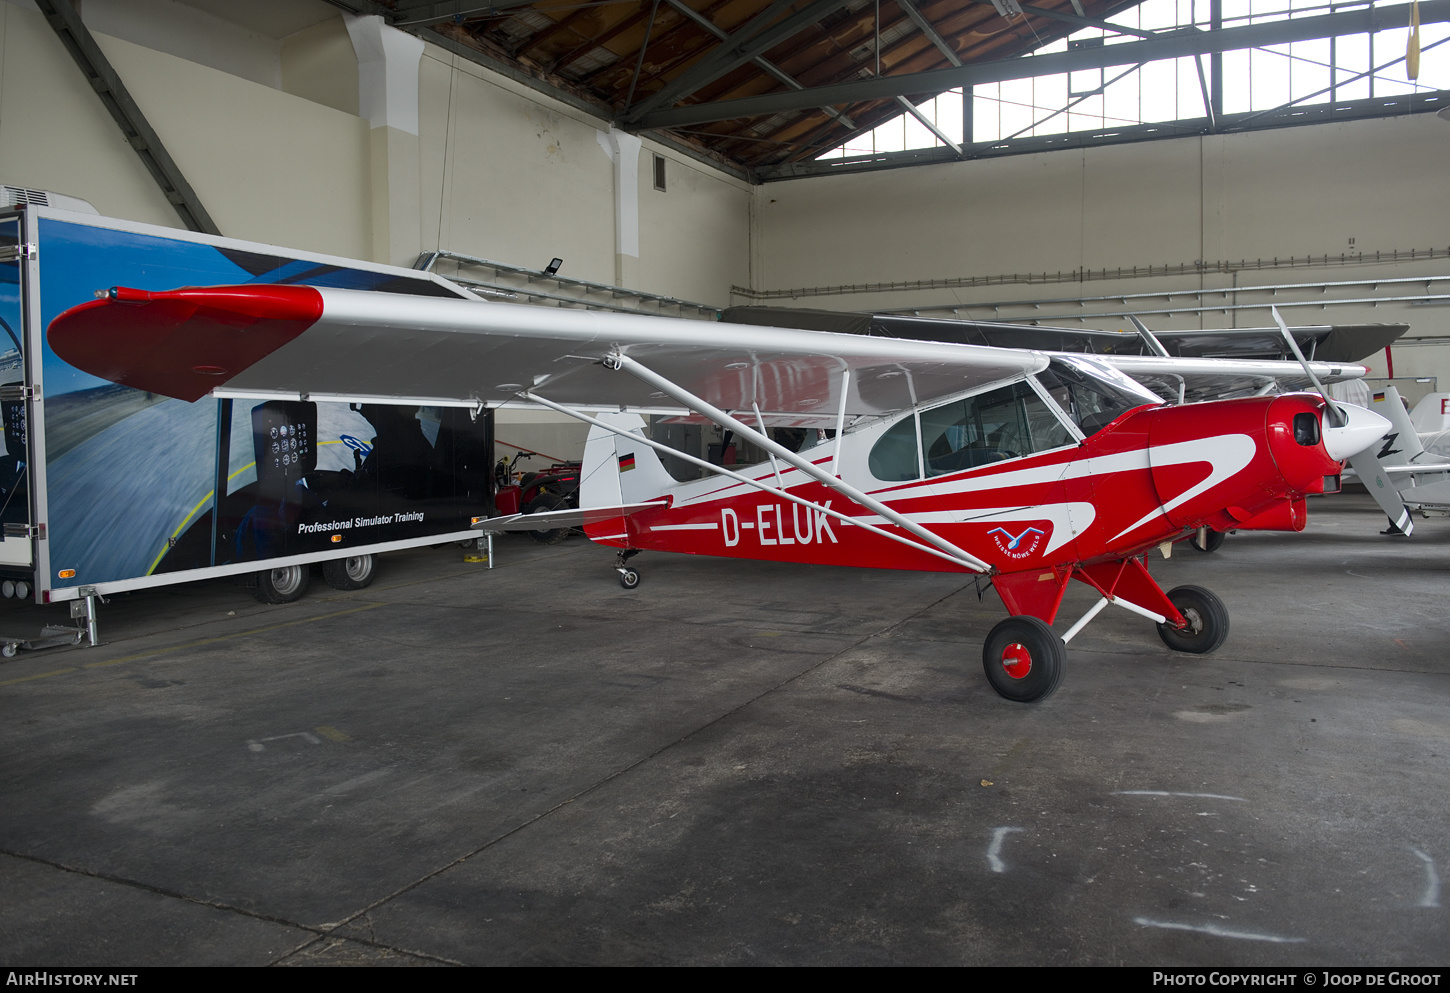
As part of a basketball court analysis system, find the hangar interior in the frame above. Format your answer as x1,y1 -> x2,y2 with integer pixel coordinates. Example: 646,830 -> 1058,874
1,0 -> 1449,968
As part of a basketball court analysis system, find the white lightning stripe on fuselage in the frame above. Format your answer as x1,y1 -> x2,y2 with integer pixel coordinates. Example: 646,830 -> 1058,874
1108,435 -> 1257,541
650,522 -> 720,531
658,433 -> 1258,547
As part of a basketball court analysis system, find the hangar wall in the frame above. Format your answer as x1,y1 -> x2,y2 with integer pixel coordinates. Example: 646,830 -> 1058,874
0,0 -> 750,308
748,115 -> 1450,382
4,0 -> 1445,386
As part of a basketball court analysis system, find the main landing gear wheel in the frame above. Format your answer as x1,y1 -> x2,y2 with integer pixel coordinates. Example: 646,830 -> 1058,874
322,554 -> 375,591
1156,585 -> 1230,654
982,616 -> 1065,703
523,495 -> 569,545
1190,528 -> 1226,553
618,568 -> 640,590
253,564 -> 309,604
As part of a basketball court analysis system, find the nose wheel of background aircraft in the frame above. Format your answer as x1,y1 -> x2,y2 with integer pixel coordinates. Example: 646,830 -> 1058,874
982,615 -> 1065,703
615,549 -> 641,590
1156,585 -> 1229,654
1190,527 -> 1226,553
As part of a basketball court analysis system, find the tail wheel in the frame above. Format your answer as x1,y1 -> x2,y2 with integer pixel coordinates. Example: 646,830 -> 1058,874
1156,585 -> 1230,654
982,616 -> 1065,703
523,494 -> 569,545
322,554 -> 375,591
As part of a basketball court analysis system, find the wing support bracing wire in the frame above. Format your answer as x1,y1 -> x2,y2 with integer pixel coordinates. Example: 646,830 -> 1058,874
603,352 -> 994,572
521,390 -> 988,573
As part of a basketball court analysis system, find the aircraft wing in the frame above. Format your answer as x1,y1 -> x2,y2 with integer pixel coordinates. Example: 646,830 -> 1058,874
1094,354 -> 1367,404
723,307 -> 1407,364
47,286 -> 1046,418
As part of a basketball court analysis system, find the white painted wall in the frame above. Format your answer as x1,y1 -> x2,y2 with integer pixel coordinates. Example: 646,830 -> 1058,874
0,1 -> 749,306
749,115 -> 1450,382
0,2 -> 370,257
417,47 -> 751,303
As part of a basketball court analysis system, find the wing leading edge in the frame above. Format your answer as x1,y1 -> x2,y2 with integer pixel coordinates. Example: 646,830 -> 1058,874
48,285 -> 1048,417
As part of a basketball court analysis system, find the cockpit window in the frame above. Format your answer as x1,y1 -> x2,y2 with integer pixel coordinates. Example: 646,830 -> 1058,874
868,381 -> 1077,481
1037,356 -> 1160,437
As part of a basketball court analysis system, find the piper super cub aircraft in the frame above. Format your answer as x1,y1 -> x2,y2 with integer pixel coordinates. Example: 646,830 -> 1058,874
47,285 -> 1390,702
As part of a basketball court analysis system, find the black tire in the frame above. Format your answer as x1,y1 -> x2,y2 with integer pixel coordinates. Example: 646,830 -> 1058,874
1156,585 -> 1229,654
982,615 -> 1065,703
523,495 -> 568,545
619,567 -> 640,590
253,564 -> 309,604
322,554 -> 375,591
1190,528 -> 1226,553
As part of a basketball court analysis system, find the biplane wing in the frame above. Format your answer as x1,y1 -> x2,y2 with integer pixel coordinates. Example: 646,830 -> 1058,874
48,285 -> 1045,417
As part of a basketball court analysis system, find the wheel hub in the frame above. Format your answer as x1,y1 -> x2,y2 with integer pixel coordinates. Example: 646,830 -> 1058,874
1000,642 -> 1032,679
1180,606 -> 1204,635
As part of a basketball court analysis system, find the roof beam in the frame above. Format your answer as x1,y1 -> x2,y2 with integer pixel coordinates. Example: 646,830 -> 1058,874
622,0 -> 849,123
35,0 -> 220,234
1016,3 -> 1156,39
635,0 -> 1450,129
321,0 -> 545,26
896,0 -> 963,66
664,0 -> 855,129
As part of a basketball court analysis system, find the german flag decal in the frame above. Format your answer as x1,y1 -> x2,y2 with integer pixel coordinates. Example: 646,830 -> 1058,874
619,452 -> 636,472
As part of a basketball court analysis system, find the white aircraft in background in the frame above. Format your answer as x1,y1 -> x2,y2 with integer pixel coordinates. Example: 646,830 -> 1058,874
1345,385 -> 1450,535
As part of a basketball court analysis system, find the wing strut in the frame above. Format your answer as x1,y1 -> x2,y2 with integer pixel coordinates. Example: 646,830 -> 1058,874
605,352 -> 994,573
520,390 -> 988,573
831,367 -> 850,478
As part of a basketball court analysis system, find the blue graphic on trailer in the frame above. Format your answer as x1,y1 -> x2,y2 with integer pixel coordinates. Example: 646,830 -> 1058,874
37,219 -> 490,589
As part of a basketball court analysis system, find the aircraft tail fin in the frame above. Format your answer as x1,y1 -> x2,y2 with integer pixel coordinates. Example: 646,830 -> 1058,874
1409,392 -> 1450,434
1368,386 -> 1425,465
580,412 -> 679,512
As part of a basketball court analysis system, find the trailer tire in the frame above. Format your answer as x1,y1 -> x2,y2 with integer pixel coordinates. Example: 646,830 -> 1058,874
323,555 -> 375,591
253,565 -> 309,604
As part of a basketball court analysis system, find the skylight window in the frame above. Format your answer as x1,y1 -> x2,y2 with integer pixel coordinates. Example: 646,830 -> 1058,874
816,0 -> 1450,160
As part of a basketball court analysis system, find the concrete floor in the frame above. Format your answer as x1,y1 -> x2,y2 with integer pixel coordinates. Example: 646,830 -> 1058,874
1,492 -> 1447,966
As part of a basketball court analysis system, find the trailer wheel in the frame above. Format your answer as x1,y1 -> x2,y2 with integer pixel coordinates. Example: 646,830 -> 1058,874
322,555 -> 375,591
253,565 -> 309,604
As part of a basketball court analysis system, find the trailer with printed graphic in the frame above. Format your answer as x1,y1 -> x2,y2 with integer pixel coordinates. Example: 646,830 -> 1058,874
0,203 -> 494,631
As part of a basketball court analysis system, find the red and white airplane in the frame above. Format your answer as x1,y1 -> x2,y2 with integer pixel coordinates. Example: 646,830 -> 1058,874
48,285 -> 1390,702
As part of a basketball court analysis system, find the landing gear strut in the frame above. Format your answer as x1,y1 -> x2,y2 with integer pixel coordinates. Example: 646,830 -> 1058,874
615,549 -> 641,590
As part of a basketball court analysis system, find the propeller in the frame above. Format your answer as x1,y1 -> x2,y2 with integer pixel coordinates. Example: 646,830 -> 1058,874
1409,0 -> 1422,80
1348,448 -> 1415,536
1270,306 -> 1390,460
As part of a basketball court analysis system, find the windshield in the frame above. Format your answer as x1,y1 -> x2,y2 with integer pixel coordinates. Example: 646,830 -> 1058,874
1037,356 -> 1160,437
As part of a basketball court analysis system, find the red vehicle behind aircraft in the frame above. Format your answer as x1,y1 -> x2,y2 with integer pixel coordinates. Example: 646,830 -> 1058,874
47,284 -> 1389,701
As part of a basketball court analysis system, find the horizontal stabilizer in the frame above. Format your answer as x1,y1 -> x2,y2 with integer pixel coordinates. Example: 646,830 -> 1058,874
473,501 -> 667,531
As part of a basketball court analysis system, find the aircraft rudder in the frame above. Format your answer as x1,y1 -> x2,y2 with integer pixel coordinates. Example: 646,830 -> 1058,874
580,412 -> 679,508
1369,386 -> 1424,465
